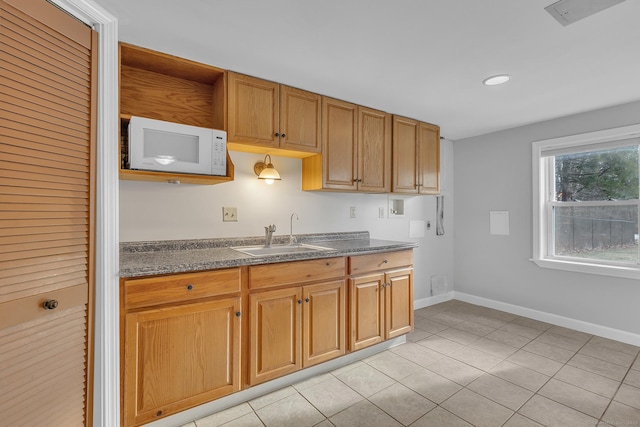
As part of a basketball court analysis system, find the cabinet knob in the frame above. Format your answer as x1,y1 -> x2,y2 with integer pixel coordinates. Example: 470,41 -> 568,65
275,132 -> 280,137
186,284 -> 193,291
383,259 -> 388,264
236,311 -> 241,317
381,284 -> 386,289
281,133 -> 286,138
297,299 -> 302,304
43,299 -> 59,310
325,262 -> 330,266
386,282 -> 391,287
305,298 -> 310,303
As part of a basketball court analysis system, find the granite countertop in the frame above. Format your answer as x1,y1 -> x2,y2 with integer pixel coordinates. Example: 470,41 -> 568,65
119,231 -> 417,278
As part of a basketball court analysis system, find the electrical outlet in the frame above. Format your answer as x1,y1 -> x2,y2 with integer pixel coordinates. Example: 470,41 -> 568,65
222,207 -> 238,222
379,207 -> 385,218
349,206 -> 357,218
426,221 -> 431,230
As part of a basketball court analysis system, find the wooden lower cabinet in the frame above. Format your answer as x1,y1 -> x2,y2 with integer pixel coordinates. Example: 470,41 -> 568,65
349,250 -> 414,351
249,280 -> 346,385
123,297 -> 241,426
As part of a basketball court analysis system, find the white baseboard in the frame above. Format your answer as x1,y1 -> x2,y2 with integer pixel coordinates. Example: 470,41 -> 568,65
454,291 -> 640,347
414,291 -> 455,310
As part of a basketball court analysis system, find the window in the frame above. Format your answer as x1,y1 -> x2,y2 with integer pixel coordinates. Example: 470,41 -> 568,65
532,124 -> 640,279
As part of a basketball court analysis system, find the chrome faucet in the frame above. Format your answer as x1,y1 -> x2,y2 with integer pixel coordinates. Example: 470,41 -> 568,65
289,213 -> 299,245
264,224 -> 276,247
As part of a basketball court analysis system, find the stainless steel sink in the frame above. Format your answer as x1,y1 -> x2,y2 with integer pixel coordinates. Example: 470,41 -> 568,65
232,243 -> 334,257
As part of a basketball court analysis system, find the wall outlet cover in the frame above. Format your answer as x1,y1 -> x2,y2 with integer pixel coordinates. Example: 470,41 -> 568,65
222,207 -> 238,222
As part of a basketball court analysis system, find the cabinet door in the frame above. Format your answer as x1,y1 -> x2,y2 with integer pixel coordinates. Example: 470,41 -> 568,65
124,298 -> 241,426
418,122 -> 440,194
349,274 -> 384,351
322,97 -> 358,190
227,72 -> 279,147
279,85 -> 321,153
392,115 -> 419,194
303,280 -> 346,367
249,287 -> 302,385
358,107 -> 391,192
384,268 -> 414,339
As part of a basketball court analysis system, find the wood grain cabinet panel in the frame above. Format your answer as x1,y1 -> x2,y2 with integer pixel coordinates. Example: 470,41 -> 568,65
302,99 -> 391,192
392,115 -> 440,194
227,72 -> 322,154
303,280 -> 346,367
124,298 -> 241,427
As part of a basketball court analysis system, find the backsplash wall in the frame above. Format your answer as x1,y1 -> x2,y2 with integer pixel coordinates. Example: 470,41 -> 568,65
119,142 -> 454,302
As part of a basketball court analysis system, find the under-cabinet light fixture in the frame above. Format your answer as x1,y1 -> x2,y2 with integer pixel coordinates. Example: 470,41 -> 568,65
254,154 -> 281,184
483,74 -> 511,86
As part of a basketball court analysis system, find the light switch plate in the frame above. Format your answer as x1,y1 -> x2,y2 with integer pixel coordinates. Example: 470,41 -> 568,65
223,207 -> 238,222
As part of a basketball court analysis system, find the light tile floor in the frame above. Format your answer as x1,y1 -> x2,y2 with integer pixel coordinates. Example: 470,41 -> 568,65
186,300 -> 640,427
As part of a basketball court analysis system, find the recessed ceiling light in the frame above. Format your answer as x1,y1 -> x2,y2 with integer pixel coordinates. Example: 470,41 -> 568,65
483,74 -> 511,86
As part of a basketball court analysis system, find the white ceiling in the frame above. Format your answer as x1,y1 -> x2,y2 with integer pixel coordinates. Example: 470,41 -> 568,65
93,0 -> 640,140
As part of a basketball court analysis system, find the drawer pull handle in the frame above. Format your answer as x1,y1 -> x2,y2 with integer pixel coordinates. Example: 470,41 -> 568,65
187,284 -> 193,291
43,299 -> 59,310
236,311 -> 241,317
305,298 -> 310,303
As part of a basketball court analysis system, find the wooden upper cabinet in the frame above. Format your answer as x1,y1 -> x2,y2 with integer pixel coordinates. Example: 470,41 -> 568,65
302,99 -> 390,192
358,106 -> 392,193
392,115 -> 440,194
227,72 -> 321,154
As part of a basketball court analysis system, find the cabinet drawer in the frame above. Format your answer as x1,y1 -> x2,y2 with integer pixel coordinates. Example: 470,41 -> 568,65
124,268 -> 241,309
249,257 -> 345,290
349,250 -> 413,275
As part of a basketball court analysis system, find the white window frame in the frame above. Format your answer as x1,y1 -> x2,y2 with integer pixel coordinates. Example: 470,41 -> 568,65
532,124 -> 640,279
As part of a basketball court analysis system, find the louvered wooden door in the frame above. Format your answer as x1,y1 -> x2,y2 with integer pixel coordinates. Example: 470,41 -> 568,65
0,0 -> 96,425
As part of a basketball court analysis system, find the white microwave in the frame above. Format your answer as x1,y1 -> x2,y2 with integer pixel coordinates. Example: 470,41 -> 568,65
128,116 -> 227,176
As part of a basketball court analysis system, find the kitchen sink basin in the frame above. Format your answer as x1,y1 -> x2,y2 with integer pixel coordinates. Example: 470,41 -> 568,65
232,243 -> 335,257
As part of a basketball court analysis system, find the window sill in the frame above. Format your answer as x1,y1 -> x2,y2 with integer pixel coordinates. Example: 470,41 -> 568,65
531,257 -> 640,280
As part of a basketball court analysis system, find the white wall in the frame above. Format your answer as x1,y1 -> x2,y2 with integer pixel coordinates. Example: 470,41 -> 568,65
453,100 -> 640,335
120,141 -> 455,302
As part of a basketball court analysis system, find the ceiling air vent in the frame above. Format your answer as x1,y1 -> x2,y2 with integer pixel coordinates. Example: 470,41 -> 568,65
545,0 -> 626,26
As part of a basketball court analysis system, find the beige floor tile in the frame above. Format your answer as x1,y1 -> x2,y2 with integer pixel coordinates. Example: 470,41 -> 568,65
441,388 -> 514,427
314,420 -> 335,427
329,400 -> 402,427
248,386 -> 298,411
538,378 -> 610,419
568,353 -> 628,381
255,393 -> 325,427
546,326 -> 592,344
485,329 -> 533,348
410,407 -> 473,427
467,373 -> 534,411
518,395 -> 598,427
502,414 -> 544,427
589,335 -> 640,356
489,361 -> 550,392
298,377 -> 363,417
294,372 -> 334,391
414,305 -> 448,318
511,317 -> 552,331
448,346 -> 503,371
220,412 -> 264,427
624,368 -> 640,388
633,357 -> 640,371
467,313 -> 509,330
416,335 -> 464,355
334,363 -> 395,397
400,367 -> 463,404
389,342 -> 444,368
181,423 -> 197,427
614,384 -> 640,410
414,317 -> 449,334
429,311 -> 467,327
453,320 -> 497,336
405,328 -> 431,342
601,401 -> 640,426
365,350 -> 424,381
330,360 -> 365,376
426,356 -> 484,386
369,383 -> 436,425
579,342 -> 637,367
196,403 -> 253,426
536,331 -> 585,352
522,339 -> 576,363
499,323 -> 543,340
467,337 -> 519,359
553,364 -> 620,398
487,310 -> 520,322
437,327 -> 482,346
507,349 -> 563,376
